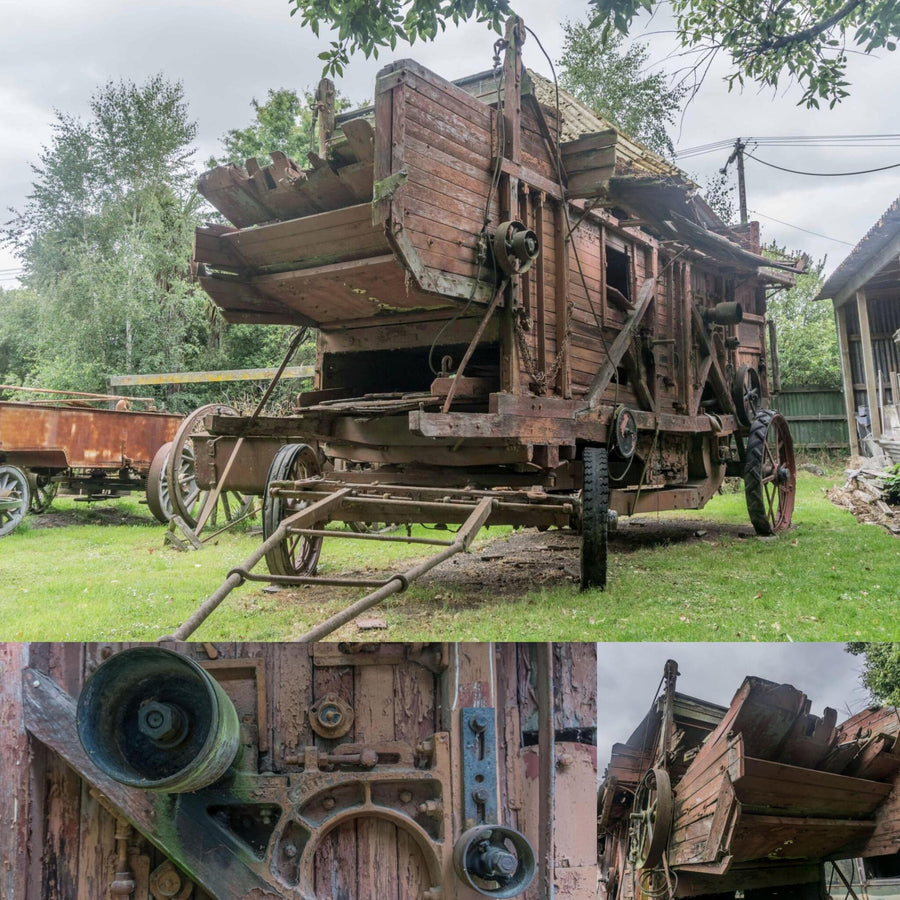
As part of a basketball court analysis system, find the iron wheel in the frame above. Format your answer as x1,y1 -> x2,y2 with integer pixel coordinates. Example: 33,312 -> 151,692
744,408 -> 796,535
631,767 -> 674,870
0,464 -> 31,536
263,443 -> 323,577
29,474 -> 58,514
146,441 -> 174,523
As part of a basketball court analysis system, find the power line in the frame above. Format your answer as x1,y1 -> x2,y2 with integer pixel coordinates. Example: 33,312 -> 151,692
749,209 -> 854,246
745,152 -> 900,177
675,133 -> 900,159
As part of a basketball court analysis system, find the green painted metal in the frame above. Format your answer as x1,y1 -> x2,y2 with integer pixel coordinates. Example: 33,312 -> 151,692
776,388 -> 850,450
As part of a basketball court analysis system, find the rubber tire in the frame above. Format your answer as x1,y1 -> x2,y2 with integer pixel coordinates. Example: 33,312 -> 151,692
744,408 -> 795,535
580,445 -> 610,591
263,443 -> 323,577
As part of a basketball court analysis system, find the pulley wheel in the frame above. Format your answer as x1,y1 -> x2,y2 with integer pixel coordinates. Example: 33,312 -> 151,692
630,767 -> 673,870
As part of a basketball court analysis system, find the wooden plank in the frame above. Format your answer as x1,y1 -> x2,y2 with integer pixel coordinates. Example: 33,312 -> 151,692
0,644 -> 30,900
585,277 -> 656,406
341,117 -> 375,165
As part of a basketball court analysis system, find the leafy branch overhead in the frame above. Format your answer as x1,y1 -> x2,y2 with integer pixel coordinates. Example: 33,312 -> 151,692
289,0 -> 512,76
288,0 -> 898,106
589,0 -> 900,108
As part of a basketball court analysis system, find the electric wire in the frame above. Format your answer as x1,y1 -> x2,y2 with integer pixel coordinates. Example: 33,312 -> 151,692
744,152 -> 900,177
748,210 -> 854,245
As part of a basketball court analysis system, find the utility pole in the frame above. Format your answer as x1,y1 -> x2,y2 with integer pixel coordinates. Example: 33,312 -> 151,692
721,138 -> 748,225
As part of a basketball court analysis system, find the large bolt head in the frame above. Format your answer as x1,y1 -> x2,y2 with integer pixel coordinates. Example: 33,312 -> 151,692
137,701 -> 185,746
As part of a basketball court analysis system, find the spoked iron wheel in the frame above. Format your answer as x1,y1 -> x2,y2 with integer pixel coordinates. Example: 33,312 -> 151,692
146,441 -> 175,524
744,408 -> 796,535
580,445 -> 610,591
630,767 -> 673,871
165,404 -> 253,530
732,365 -> 761,427
263,443 -> 323,577
0,464 -> 31,536
29,474 -> 58,514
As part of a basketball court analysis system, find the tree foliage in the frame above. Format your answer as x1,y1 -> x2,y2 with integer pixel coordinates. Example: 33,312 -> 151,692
558,21 -> 687,158
588,0 -> 900,109
210,88 -> 315,167
287,0 -> 897,106
290,0 -> 511,76
764,247 -> 840,389
847,643 -> 900,706
1,76 -> 211,395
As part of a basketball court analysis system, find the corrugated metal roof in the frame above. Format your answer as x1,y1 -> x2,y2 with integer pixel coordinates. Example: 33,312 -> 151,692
817,196 -> 900,302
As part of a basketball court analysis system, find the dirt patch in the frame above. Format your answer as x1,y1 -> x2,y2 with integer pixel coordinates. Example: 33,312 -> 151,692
28,504 -> 156,530
268,517 -> 756,609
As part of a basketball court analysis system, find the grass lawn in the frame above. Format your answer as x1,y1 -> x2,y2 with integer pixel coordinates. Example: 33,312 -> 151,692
1,466 -> 897,642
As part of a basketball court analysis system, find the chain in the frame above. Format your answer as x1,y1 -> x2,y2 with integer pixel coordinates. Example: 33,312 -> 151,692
514,305 -> 571,394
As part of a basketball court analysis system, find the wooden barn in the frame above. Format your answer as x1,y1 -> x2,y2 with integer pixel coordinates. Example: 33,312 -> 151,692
0,641 -> 597,900
817,196 -> 900,457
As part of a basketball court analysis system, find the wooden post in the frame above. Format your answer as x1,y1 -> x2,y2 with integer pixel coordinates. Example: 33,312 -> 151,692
0,643 -> 31,900
835,302 -> 860,455
856,290 -> 882,440
315,78 -> 336,159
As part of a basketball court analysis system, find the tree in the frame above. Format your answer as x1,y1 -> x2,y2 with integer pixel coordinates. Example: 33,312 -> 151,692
558,21 -> 687,158
209,88 -> 315,168
764,247 -> 841,389
2,76 -> 211,394
847,643 -> 900,706
289,0 -> 898,108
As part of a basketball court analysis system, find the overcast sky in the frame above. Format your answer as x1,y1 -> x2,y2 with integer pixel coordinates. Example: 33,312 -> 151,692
596,642 -> 871,778
3,0 -> 900,287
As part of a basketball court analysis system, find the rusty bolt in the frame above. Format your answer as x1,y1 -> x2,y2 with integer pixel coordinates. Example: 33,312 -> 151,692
418,799 -> 443,817
360,748 -> 378,768
417,739 -> 435,757
322,796 -> 336,810
282,843 -> 298,859
399,789 -> 413,803
317,704 -> 343,727
470,713 -> 489,733
472,788 -> 490,804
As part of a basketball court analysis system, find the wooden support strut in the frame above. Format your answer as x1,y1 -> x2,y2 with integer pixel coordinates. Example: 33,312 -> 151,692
583,277 -> 656,408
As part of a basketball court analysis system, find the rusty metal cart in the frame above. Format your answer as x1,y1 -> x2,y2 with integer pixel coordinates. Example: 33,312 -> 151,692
0,399 -> 183,535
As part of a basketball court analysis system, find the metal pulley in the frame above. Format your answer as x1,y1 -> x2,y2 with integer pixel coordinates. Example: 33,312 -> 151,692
77,647 -> 241,792
492,220 -> 540,276
453,825 -> 537,897
629,767 -> 674,870
611,405 -> 638,460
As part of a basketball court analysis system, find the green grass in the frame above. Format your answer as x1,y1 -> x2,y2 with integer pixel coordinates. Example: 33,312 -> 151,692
1,468 -> 898,642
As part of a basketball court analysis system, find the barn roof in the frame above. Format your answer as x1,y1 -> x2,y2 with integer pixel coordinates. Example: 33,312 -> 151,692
817,196 -> 900,306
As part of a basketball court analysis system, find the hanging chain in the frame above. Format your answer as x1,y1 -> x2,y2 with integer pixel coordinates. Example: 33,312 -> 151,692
514,304 -> 571,395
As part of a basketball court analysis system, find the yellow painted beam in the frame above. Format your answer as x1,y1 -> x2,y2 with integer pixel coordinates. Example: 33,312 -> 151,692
109,366 -> 314,387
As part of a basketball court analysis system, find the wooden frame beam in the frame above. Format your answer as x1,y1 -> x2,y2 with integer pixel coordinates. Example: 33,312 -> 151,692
856,290 -> 882,440
834,302 -> 860,455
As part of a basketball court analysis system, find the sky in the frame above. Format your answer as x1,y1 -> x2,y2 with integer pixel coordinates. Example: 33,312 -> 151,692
2,0 -> 900,287
596,641 -> 871,778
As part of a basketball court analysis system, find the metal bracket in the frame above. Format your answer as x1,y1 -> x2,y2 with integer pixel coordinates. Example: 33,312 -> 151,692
462,707 -> 498,827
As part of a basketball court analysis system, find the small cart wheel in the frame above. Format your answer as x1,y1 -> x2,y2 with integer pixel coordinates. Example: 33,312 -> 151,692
146,441 -> 174,523
29,474 -> 58,515
744,408 -> 796,535
581,445 -> 610,591
166,404 -> 253,529
0,464 -> 31,536
263,443 -> 323,577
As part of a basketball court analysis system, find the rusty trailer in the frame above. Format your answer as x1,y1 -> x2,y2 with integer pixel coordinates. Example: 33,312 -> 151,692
186,16 -> 801,622
0,399 -> 183,535
598,661 -> 900,900
1,641 -> 597,900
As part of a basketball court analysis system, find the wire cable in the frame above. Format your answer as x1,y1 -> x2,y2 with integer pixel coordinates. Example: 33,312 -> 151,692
745,152 -> 900,177
749,210 -> 854,245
